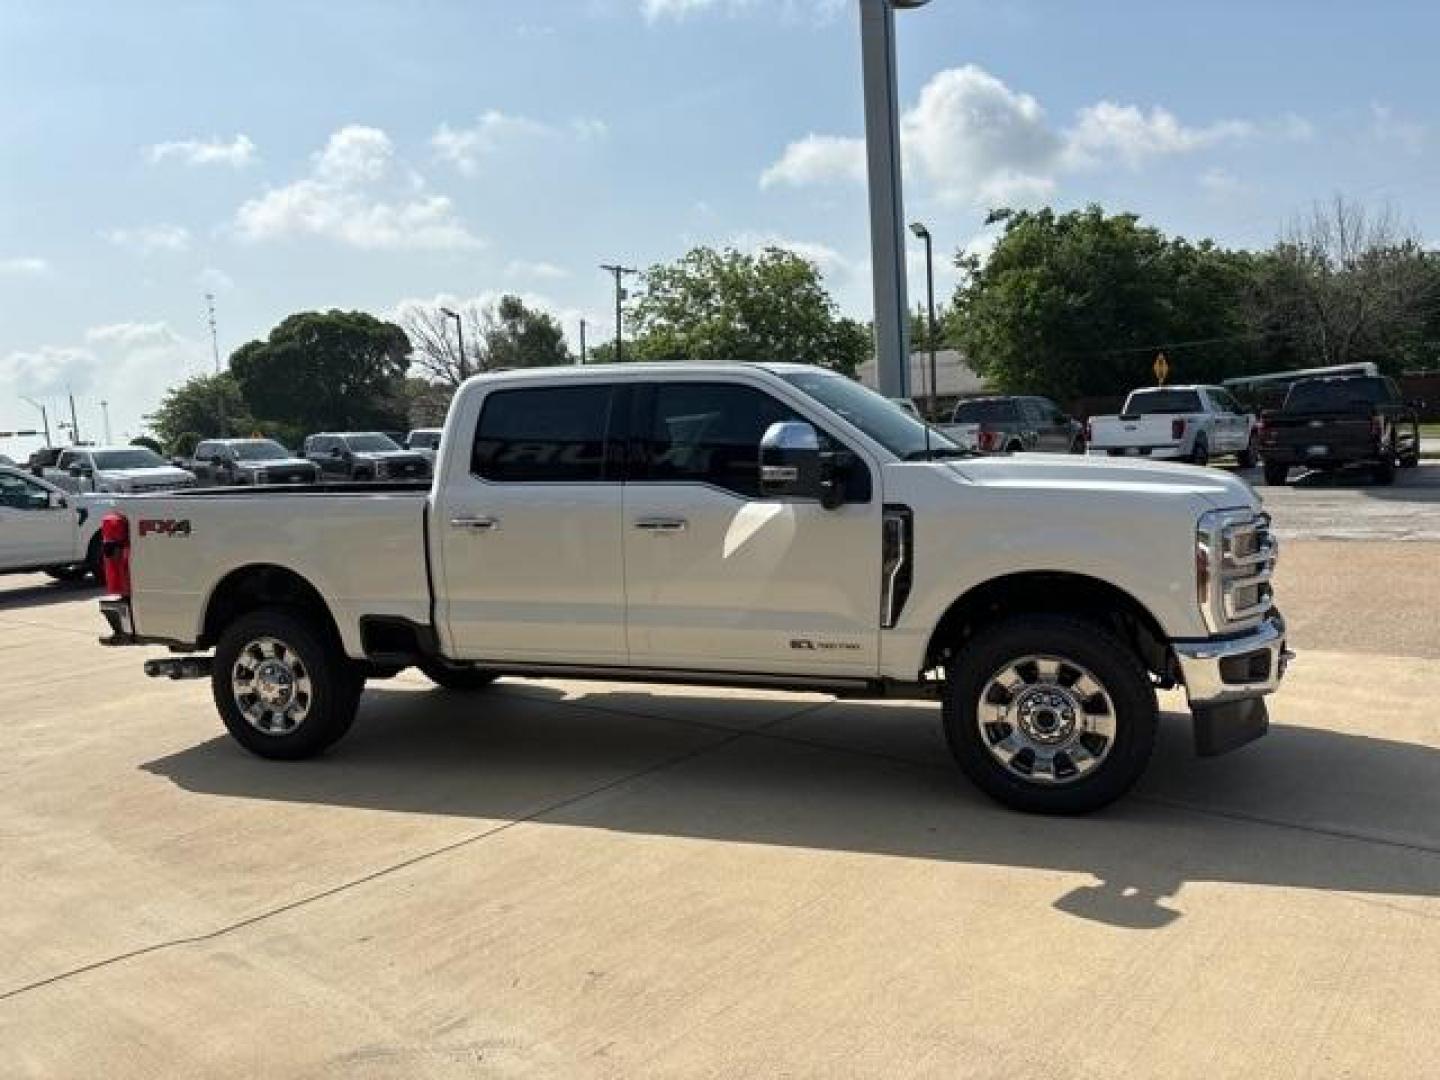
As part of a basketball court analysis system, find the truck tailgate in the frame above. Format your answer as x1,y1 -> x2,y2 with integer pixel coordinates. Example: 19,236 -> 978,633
1088,415 -> 1180,450
123,489 -> 431,654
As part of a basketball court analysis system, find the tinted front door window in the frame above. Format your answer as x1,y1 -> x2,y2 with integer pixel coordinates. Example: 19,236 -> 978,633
472,385 -> 615,482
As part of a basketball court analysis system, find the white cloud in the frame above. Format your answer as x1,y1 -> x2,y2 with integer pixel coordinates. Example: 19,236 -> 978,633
760,134 -> 866,189
1370,104 -> 1425,153
1199,167 -> 1245,196
234,125 -> 483,251
431,111 -> 608,176
198,266 -> 235,293
641,0 -> 843,21
504,260 -> 571,280
103,224 -> 192,255
1065,102 -> 1252,169
762,64 -> 1267,206
0,256 -> 50,277
729,231 -> 857,279
147,134 -> 257,168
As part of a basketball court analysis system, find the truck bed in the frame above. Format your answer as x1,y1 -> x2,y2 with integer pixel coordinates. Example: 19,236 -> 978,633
120,483 -> 433,655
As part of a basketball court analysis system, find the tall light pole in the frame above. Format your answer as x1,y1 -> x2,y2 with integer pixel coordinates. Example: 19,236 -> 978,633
910,221 -> 938,418
579,318 -> 588,365
860,0 -> 930,399
440,307 -> 468,380
21,397 -> 51,447
206,292 -> 226,436
600,264 -> 636,362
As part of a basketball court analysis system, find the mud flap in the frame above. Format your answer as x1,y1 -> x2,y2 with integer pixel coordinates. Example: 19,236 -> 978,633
1193,697 -> 1270,757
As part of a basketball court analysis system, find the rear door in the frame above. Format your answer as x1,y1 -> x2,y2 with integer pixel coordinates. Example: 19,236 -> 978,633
621,378 -> 882,676
1029,398 -> 1072,451
437,382 -> 628,664
0,471 -> 74,569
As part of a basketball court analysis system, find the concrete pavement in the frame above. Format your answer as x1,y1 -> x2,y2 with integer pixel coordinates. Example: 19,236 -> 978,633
1,538 -> 1438,1078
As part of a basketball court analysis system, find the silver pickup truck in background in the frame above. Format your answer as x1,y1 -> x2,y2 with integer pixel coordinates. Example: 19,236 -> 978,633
95,363 -> 1289,814
1087,385 -> 1259,467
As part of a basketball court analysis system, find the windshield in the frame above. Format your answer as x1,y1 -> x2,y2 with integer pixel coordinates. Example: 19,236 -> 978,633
346,433 -> 402,452
93,449 -> 167,470
952,399 -> 1016,423
779,370 -> 968,459
408,431 -> 441,449
231,440 -> 290,461
1123,389 -> 1202,415
1285,378 -> 1392,413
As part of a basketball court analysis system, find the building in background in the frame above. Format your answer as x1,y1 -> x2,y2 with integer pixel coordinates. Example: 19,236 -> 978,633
858,349 -> 990,417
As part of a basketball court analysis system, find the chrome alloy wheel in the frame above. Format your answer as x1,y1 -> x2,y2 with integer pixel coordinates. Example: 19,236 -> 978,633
231,636 -> 313,735
976,654 -> 1116,785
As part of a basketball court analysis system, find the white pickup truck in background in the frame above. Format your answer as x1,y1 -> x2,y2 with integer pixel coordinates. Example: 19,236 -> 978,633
94,363 -> 1289,815
1087,385 -> 1259,467
1,465 -> 110,581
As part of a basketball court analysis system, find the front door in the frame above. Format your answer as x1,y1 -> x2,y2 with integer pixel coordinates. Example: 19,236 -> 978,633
0,472 -> 74,570
437,382 -> 628,665
622,380 -> 882,677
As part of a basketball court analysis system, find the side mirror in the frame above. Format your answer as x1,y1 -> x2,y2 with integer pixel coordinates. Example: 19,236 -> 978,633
759,421 -> 830,505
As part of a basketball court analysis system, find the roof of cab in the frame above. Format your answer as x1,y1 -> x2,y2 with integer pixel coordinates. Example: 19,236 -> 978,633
461,361 -> 831,383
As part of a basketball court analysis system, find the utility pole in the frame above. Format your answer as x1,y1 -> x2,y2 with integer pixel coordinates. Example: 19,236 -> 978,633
600,264 -> 636,362
21,398 -> 51,447
440,308 -> 468,380
206,292 -> 226,436
579,318 -> 587,365
860,0 -> 930,398
101,400 -> 113,444
68,392 -> 81,445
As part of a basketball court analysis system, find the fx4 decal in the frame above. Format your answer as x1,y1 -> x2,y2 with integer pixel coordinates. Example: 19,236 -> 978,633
138,519 -> 192,539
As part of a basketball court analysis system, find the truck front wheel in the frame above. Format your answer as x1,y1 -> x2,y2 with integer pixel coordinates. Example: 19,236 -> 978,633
213,609 -> 363,759
942,615 -> 1157,814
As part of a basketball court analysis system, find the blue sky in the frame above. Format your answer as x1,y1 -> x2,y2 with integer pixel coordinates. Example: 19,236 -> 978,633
3,0 -> 1439,447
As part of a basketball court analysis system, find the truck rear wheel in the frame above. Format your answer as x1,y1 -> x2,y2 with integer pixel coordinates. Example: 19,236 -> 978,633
213,609 -> 363,759
1262,461 -> 1288,486
942,615 -> 1157,814
1237,434 -> 1259,469
1372,454 -> 1396,485
1189,434 -> 1210,466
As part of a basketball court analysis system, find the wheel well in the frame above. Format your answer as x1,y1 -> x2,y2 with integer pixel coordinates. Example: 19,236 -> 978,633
923,572 -> 1172,681
202,565 -> 341,650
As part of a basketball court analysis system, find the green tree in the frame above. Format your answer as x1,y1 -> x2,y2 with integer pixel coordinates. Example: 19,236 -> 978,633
231,310 -> 411,435
146,373 -> 254,448
483,295 -> 573,369
625,246 -> 871,376
948,206 -> 1259,399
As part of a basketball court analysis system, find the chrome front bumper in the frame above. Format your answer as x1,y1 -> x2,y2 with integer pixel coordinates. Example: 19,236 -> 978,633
1172,611 -> 1291,707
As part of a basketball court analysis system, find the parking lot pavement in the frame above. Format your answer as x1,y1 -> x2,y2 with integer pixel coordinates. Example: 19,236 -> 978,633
1238,460 -> 1440,542
2,545 -> 1438,1079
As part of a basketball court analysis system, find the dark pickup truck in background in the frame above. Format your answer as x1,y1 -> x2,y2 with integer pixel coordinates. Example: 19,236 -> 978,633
1258,375 -> 1421,485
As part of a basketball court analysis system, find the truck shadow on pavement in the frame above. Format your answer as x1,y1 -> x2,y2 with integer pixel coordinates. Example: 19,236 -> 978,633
0,579 -> 99,612
143,681 -> 1440,932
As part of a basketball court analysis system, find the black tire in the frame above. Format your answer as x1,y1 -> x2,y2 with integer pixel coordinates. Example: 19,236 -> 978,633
1189,434 -> 1210,467
212,608 -> 363,760
1237,435 -> 1259,469
1372,454 -> 1396,486
44,564 -> 89,583
83,532 -> 103,580
1069,436 -> 1086,455
942,615 -> 1157,814
418,660 -> 499,691
1400,453 -> 1420,469
1262,461 -> 1289,486
1005,440 -> 1023,454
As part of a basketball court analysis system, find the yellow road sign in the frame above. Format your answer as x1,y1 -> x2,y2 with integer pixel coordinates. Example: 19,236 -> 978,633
1153,352 -> 1170,385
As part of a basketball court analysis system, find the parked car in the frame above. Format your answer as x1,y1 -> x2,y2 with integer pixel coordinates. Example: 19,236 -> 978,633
302,432 -> 432,482
405,428 -> 443,464
45,445 -> 196,494
1257,374 -> 1422,486
26,445 -> 63,477
188,439 -> 320,486
941,396 -> 1084,454
99,362 -> 1287,816
0,465 -> 111,581
1087,385 -> 1257,466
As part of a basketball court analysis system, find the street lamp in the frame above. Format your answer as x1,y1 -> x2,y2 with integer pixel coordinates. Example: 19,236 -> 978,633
440,307 -> 468,381
20,397 -> 51,447
860,0 -> 931,399
910,221 -> 938,418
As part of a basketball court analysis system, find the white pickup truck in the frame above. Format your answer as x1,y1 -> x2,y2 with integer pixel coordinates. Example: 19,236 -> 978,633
95,363 -> 1289,814
1087,385 -> 1259,467
1,465 -> 110,580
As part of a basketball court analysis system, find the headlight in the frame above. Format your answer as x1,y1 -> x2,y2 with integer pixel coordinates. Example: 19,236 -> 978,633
1196,509 -> 1278,633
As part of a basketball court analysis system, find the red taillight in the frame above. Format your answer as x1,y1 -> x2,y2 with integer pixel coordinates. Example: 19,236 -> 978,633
100,511 -> 131,598
978,428 -> 1003,452
1171,418 -> 1188,440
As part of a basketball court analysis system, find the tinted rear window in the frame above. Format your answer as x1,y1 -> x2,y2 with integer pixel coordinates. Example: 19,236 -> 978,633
1284,378 -> 1394,413
952,399 -> 1016,423
1124,389 -> 1202,415
472,385 -> 614,482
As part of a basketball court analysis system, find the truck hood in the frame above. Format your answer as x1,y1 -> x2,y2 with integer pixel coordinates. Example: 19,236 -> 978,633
353,450 -> 426,464
945,453 -> 1259,510
234,458 -> 313,472
98,467 -> 195,484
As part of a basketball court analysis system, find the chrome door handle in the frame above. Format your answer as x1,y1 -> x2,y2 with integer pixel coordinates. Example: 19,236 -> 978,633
633,517 -> 688,533
450,516 -> 499,531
